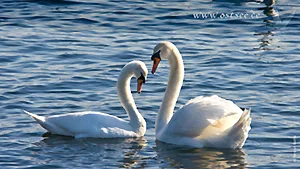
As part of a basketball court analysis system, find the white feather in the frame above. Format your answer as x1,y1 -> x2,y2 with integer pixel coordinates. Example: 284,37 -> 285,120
153,41 -> 251,148
24,61 -> 147,138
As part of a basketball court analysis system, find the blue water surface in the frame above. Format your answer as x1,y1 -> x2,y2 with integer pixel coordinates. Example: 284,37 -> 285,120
0,0 -> 299,168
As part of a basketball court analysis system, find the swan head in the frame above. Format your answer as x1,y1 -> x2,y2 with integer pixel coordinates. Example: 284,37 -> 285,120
151,41 -> 175,74
131,61 -> 148,94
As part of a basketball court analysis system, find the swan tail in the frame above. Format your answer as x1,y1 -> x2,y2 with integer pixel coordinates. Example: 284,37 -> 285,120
24,110 -> 46,123
24,110 -> 73,136
226,108 -> 251,148
23,110 -> 54,133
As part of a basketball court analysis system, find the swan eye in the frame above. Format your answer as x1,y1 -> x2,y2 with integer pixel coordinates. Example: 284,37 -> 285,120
151,50 -> 161,61
138,73 -> 146,83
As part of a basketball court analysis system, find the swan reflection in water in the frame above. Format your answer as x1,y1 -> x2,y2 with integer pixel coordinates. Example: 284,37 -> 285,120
32,134 -> 147,168
155,141 -> 247,169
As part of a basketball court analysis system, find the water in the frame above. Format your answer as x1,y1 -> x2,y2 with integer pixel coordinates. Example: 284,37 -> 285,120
0,0 -> 299,168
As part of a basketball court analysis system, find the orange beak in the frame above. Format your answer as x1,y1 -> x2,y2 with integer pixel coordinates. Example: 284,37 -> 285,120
137,79 -> 144,94
151,57 -> 161,74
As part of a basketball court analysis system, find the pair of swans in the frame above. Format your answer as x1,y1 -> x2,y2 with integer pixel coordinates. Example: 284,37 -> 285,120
25,41 -> 251,148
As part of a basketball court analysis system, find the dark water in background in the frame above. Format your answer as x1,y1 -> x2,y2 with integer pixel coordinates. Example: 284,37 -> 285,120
0,0 -> 299,168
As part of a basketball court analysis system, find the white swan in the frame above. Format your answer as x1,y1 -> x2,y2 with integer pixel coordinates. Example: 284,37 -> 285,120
24,61 -> 148,138
151,41 -> 251,148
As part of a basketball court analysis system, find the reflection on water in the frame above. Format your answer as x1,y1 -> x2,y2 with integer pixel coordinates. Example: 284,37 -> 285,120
260,0 -> 278,18
30,135 -> 147,168
254,31 -> 277,51
255,0 -> 280,51
155,141 -> 247,169
1,0 -> 299,168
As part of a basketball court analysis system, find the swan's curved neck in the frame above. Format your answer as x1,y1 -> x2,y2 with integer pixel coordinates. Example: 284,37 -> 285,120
117,66 -> 145,133
156,47 -> 184,135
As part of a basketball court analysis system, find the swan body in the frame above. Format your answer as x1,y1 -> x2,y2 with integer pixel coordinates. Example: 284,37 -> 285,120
24,61 -> 148,138
151,41 -> 251,148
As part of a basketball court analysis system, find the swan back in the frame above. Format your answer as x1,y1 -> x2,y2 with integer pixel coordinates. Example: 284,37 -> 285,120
159,95 -> 242,138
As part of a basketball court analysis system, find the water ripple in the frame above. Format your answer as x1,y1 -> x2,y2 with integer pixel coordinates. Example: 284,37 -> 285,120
0,0 -> 299,168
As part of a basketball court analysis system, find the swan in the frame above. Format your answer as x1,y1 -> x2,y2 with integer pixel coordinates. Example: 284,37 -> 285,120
151,41 -> 251,148
24,60 -> 148,138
